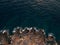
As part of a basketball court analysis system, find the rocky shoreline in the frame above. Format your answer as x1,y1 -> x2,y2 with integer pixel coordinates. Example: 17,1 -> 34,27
0,27 -> 58,45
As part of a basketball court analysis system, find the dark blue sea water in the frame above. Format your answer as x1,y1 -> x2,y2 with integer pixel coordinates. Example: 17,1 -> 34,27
0,0 -> 60,40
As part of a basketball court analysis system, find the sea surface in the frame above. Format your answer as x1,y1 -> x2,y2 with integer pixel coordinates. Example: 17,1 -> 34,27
0,0 -> 60,40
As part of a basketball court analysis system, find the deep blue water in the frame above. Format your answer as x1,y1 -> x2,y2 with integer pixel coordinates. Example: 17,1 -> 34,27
0,0 -> 60,40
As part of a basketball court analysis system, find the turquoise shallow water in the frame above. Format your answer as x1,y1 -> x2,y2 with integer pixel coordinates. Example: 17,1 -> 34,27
0,0 -> 60,40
